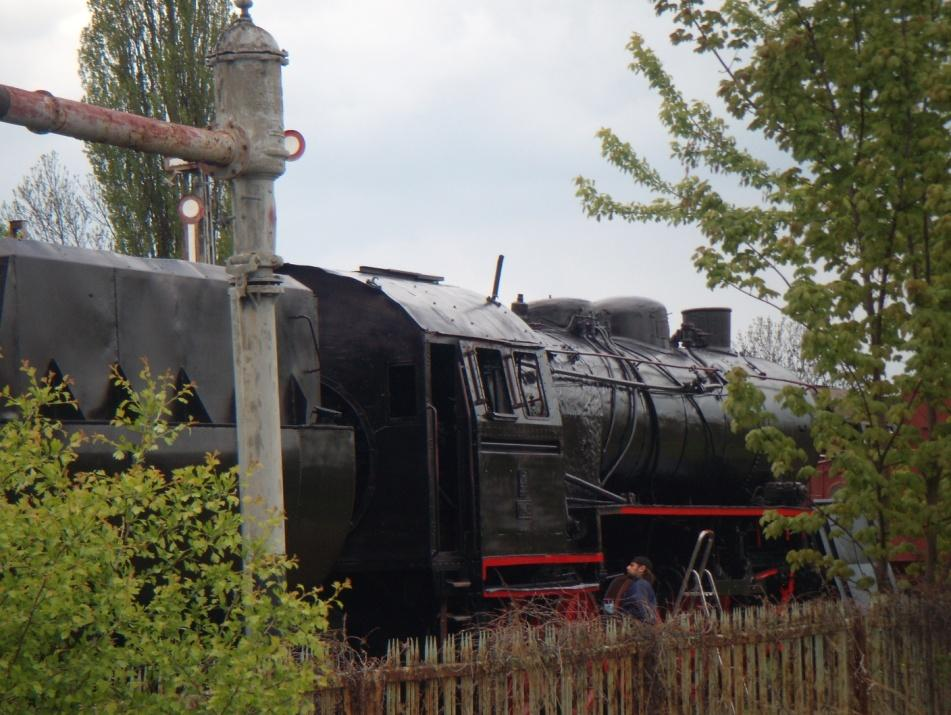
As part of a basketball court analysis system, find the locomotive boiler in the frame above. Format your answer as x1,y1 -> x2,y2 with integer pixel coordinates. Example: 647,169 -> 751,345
0,238 -> 817,641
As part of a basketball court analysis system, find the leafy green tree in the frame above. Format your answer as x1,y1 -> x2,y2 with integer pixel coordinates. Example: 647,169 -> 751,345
0,151 -> 113,249
79,0 -> 233,260
0,364 -> 339,712
577,0 -> 950,589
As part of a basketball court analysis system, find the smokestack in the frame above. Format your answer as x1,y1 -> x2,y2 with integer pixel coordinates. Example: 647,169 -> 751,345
680,307 -> 732,350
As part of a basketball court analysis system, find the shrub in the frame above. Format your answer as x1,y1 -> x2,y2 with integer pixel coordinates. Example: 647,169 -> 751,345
0,364 -> 339,713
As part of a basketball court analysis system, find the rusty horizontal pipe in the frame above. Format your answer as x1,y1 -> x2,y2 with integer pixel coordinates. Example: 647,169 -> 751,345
0,84 -> 239,167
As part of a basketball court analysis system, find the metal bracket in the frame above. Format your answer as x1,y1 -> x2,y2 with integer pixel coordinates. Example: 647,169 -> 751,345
226,250 -> 284,297
27,90 -> 66,134
200,121 -> 249,179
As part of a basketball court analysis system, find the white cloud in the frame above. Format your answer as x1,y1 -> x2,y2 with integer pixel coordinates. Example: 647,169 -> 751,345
1,1 -> 87,95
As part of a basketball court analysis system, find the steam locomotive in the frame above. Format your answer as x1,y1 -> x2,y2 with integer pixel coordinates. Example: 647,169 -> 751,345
0,238 -> 816,639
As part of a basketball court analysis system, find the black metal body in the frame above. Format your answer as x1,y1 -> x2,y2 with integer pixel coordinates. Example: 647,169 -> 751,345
0,240 -> 355,587
282,264 -> 817,637
0,238 -> 817,642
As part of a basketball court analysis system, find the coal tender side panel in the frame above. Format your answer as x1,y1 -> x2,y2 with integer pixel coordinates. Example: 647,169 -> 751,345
286,425 -> 356,585
284,268 -> 431,567
115,268 -> 234,424
274,288 -> 321,422
0,256 -> 23,398
10,252 -> 118,419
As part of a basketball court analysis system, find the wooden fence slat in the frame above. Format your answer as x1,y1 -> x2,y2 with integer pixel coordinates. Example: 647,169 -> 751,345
443,634 -> 456,715
702,629 -> 711,715
816,626 -> 824,715
632,644 -> 642,715
905,599 -> 919,715
728,642 -> 738,715
702,630 -> 709,715
422,636 -> 436,714
741,625 -> 751,712
657,639 -> 670,715
590,652 -> 602,714
460,633 -> 474,715
528,663 -> 539,715
785,607 -> 794,714
871,605 -> 884,714
845,614 -> 855,714
793,608 -> 804,715
680,638 -> 691,714
883,602 -> 893,714
765,619 -> 774,715
728,644 -> 739,715
804,627 -> 815,714
916,597 -> 927,712
385,641 -> 398,715
899,598 -> 908,713
835,614 -> 848,713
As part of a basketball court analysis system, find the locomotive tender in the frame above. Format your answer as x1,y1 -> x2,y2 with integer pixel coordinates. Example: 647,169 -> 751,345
1,238 -> 814,638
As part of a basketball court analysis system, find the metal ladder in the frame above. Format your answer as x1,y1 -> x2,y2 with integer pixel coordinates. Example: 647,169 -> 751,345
673,530 -> 740,714
672,529 -> 724,617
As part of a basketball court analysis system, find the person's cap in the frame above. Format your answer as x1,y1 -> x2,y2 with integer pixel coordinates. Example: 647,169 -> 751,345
631,556 -> 653,571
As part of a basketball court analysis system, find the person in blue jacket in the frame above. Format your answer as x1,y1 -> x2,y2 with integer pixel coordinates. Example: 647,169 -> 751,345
619,556 -> 657,623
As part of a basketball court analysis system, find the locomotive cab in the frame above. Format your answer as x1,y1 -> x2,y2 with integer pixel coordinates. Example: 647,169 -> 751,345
281,265 -> 603,637
458,340 -> 599,596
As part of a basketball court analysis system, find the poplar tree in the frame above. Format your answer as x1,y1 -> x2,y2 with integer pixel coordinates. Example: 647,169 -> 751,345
79,0 -> 232,259
577,1 -> 950,588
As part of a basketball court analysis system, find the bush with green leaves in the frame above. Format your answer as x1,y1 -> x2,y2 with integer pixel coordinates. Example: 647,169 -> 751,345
0,364 -> 339,713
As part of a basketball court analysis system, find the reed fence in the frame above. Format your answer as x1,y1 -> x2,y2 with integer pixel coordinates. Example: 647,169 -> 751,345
314,595 -> 950,714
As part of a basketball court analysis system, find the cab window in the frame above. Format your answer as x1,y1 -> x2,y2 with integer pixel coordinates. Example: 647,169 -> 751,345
515,352 -> 548,417
476,348 -> 513,415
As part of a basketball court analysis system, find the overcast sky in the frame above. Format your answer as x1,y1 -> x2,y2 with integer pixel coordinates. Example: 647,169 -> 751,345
0,1 -> 780,338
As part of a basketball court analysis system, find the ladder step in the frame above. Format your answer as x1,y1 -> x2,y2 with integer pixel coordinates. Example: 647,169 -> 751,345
447,579 -> 471,589
672,529 -> 724,616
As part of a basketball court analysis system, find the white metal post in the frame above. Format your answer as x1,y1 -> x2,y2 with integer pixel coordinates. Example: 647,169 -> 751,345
210,2 -> 290,558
